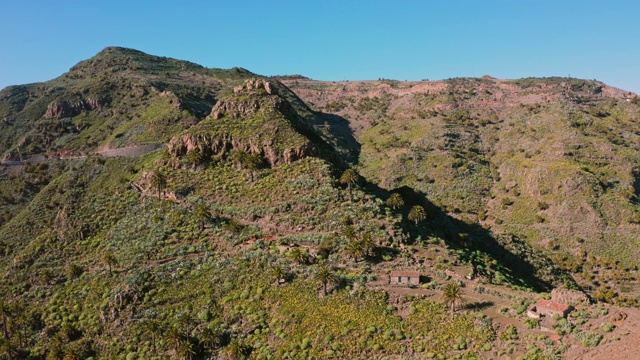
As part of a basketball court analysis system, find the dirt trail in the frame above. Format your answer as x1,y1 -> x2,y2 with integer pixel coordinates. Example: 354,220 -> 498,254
96,143 -> 165,157
0,143 -> 165,166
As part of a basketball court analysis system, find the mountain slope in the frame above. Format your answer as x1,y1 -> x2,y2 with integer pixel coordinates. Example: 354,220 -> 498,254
283,76 -> 640,303
0,47 -> 247,159
0,48 -> 638,359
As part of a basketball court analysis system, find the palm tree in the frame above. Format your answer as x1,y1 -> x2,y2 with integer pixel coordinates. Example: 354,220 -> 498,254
225,339 -> 251,360
408,205 -> 427,224
200,326 -> 223,352
360,231 -> 375,257
244,153 -> 264,181
0,337 -> 11,360
314,265 -> 338,296
149,169 -> 168,197
223,219 -> 244,234
165,326 -> 186,355
65,263 -> 83,279
317,235 -> 337,260
345,239 -> 366,262
143,319 -> 162,356
63,345 -> 81,360
0,300 -> 9,341
194,204 -> 213,231
441,281 -> 465,319
102,250 -> 118,276
386,193 -> 404,210
185,148 -> 206,167
339,169 -> 359,201
271,265 -> 288,285
177,312 -> 194,336
341,225 -> 357,242
287,247 -> 308,265
177,339 -> 196,360
232,150 -> 249,170
47,334 -> 64,360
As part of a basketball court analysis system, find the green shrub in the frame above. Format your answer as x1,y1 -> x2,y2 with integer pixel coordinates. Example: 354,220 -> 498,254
601,323 -> 615,332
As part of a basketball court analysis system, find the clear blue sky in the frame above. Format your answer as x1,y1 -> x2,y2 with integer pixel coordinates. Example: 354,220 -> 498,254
1,0 -> 639,93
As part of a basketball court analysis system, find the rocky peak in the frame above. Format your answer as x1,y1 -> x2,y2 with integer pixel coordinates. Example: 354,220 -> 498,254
168,79 -> 320,168
233,78 -> 277,95
211,79 -> 291,120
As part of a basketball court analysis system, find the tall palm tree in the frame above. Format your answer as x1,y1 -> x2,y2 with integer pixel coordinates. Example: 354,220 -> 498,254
339,169 -> 359,201
165,326 -> 186,355
143,319 -> 162,356
200,326 -> 223,352
0,300 -> 9,341
386,193 -> 404,210
102,250 -> 118,276
441,281 -> 464,319
177,312 -> 194,336
194,204 -> 213,231
408,205 -> 427,224
360,231 -> 375,257
0,337 -> 11,360
314,265 -> 338,296
150,169 -> 168,197
245,153 -> 264,181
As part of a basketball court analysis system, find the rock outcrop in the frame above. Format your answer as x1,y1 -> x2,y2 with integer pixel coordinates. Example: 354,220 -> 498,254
168,79 -> 317,167
45,97 -> 108,118
168,132 -> 314,167
233,78 -> 277,96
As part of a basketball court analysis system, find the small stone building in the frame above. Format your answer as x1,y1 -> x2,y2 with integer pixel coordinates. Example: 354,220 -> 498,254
389,270 -> 420,286
527,299 -> 572,319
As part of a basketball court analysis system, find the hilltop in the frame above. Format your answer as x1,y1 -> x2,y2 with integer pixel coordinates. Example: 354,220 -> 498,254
0,47 -> 638,359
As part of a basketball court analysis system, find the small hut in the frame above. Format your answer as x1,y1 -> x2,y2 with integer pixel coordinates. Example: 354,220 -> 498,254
527,299 -> 572,319
389,270 -> 420,286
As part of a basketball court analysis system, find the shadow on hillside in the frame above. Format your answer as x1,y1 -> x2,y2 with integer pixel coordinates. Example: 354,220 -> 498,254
464,301 -> 494,311
356,182 -> 561,292
368,246 -> 401,264
313,112 -> 361,165
632,170 -> 640,204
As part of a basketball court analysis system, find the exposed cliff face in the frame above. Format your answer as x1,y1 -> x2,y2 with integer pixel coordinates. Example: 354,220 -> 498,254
168,79 -> 318,167
45,97 -> 108,118
168,132 -> 314,167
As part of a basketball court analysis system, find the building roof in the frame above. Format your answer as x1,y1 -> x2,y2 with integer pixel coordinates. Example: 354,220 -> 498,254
535,299 -> 571,313
390,270 -> 420,277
